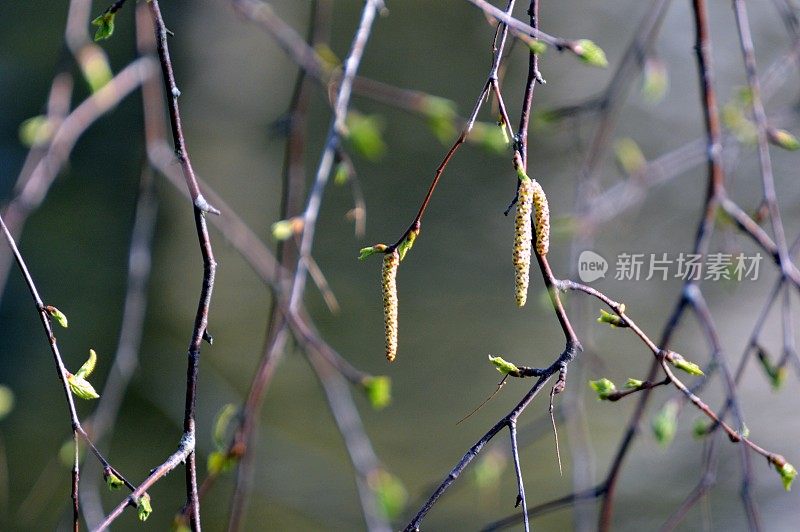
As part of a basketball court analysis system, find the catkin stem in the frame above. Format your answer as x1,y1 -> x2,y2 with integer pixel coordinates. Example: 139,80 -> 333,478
382,251 -> 399,362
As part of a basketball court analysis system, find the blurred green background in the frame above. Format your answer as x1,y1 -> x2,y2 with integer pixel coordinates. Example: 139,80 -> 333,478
1,0 -> 799,530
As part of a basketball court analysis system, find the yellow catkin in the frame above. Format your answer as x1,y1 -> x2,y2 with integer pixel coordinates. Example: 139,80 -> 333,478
382,251 -> 399,362
531,179 -> 550,256
514,178 -> 534,307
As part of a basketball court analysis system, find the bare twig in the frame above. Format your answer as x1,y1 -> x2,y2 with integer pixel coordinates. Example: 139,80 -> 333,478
100,1 -> 221,528
0,214 -> 136,529
80,168 -> 158,528
288,0 -> 383,311
0,58 -> 157,303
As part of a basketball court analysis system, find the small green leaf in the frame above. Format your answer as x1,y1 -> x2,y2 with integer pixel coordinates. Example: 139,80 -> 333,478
212,403 -> 237,450
756,347 -> 786,390
641,58 -> 668,104
91,12 -> 116,41
614,138 -> 646,175
207,451 -> 236,475
271,217 -> 302,241
137,493 -> 153,521
81,51 -> 113,93
531,108 -> 562,129
722,103 -> 757,144
736,87 -> 754,106
368,469 -> 408,520
59,438 -> 82,467
550,215 -> 579,239
358,244 -> 387,261
777,461 -> 797,491
589,378 -> 616,400
625,378 -> 643,389
19,115 -> 53,147
574,39 -> 608,68
0,384 -> 14,421
67,374 -> 99,400
362,376 -> 392,410
772,366 -> 787,390
105,470 -> 124,491
333,162 -> 350,186
396,229 -> 419,262
271,220 -> 294,241
768,128 -> 800,151
527,39 -> 547,55
668,353 -> 704,376
468,122 -> 509,155
488,355 -> 519,376
345,112 -> 386,161
738,424 -> 750,439
313,43 -> 341,69
472,448 -> 507,491
496,118 -> 510,147
597,309 -> 626,328
46,306 -> 69,328
652,401 -> 678,446
76,349 -> 97,379
693,418 -> 710,439
421,96 -> 458,143
172,523 -> 191,532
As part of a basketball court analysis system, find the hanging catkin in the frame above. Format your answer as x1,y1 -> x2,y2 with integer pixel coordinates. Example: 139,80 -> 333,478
531,179 -> 550,256
382,251 -> 399,362
514,177 -> 534,307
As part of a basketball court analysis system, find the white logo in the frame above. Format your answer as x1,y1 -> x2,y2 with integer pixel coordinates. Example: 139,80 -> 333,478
578,250 -> 608,283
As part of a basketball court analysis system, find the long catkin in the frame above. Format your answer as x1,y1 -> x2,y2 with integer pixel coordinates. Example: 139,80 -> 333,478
531,179 -> 550,256
514,178 -> 534,307
382,251 -> 399,362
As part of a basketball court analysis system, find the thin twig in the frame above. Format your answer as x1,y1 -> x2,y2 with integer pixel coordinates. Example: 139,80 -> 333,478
733,0 -> 792,279
306,347 -> 391,532
508,420 -> 530,532
288,0 -> 383,312
80,167 -> 158,528
107,2 -> 223,529
0,58 -> 157,304
0,213 -> 137,527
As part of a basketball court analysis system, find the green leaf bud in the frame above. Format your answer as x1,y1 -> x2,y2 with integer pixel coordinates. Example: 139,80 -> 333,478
45,305 -> 69,328
362,376 -> 392,410
574,39 -> 608,68
91,12 -> 116,41
67,374 -> 99,400
652,401 -> 678,446
589,378 -> 617,400
488,355 -> 520,376
359,244 -> 387,261
137,493 -> 153,521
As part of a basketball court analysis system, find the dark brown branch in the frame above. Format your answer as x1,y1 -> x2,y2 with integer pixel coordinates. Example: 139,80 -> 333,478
403,370 -> 558,531
95,435 -> 195,530
390,0 -> 520,249
98,1 -> 222,529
